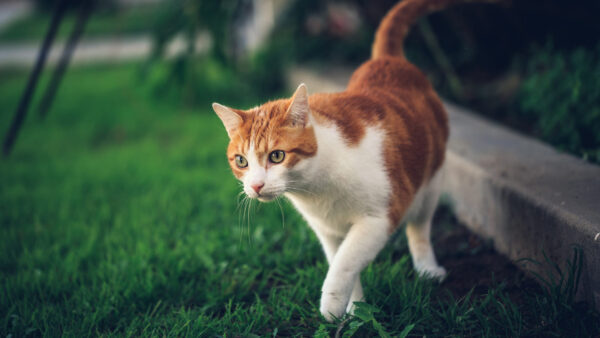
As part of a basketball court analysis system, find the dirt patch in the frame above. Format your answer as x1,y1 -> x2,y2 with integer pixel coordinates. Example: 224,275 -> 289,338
431,206 -> 542,305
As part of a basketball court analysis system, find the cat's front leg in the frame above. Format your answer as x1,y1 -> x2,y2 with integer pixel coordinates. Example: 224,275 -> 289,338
346,278 -> 364,314
310,224 -> 342,264
319,216 -> 389,321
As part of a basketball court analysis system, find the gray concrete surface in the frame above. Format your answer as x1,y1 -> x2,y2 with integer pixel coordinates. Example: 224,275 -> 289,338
444,103 -> 600,308
0,33 -> 211,67
0,1 -> 31,31
288,67 -> 600,309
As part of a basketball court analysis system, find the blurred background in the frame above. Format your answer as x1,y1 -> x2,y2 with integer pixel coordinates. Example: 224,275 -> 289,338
1,0 -> 599,336
1,0 -> 599,161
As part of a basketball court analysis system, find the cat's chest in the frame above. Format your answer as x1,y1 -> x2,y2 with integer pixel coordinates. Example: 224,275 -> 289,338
284,124 -> 392,237
286,192 -> 359,236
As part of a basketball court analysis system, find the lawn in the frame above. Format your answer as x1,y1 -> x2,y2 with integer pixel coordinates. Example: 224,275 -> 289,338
1,62 -> 598,336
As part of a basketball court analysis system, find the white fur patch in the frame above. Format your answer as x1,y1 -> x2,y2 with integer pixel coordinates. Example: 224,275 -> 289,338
236,114 -> 445,321
242,142 -> 289,201
243,143 -> 265,198
285,122 -> 391,237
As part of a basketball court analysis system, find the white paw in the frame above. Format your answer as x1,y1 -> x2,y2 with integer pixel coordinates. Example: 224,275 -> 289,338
320,292 -> 348,322
346,288 -> 364,314
346,300 -> 358,315
415,264 -> 447,281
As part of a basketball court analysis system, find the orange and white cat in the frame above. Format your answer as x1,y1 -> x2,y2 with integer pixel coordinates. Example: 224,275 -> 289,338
213,0 -> 490,321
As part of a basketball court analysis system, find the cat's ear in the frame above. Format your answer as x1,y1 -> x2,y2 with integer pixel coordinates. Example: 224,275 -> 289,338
212,102 -> 243,138
286,83 -> 310,127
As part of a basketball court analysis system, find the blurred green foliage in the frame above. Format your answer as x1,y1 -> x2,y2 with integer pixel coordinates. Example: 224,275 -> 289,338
517,43 -> 600,163
32,0 -> 117,13
144,0 -> 382,106
143,57 -> 253,107
5,0 -> 599,162
0,5 -> 157,42
146,0 -> 289,105
149,0 -> 236,64
269,0 -> 374,64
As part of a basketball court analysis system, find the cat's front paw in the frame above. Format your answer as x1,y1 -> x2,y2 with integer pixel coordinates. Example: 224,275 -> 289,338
415,264 -> 447,281
320,292 -> 348,322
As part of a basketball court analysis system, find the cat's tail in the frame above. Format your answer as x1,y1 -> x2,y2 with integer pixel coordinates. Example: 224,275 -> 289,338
372,0 -> 499,59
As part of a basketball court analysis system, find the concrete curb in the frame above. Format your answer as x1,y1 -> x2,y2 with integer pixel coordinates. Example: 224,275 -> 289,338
445,102 -> 600,308
288,67 -> 600,309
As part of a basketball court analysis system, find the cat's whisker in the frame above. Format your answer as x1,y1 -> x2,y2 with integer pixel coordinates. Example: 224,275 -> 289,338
238,195 -> 248,246
242,195 -> 254,244
247,198 -> 254,246
275,196 -> 285,228
283,181 -> 318,196
286,187 -> 317,197
235,191 -> 246,212
286,186 -> 313,193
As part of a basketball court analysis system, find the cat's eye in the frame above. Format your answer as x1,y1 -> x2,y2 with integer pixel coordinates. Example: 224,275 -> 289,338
269,150 -> 285,164
235,155 -> 248,168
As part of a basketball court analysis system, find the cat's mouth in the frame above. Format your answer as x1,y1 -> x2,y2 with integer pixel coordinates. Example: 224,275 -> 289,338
246,189 -> 282,202
244,182 -> 286,201
255,190 -> 281,202
257,195 -> 276,202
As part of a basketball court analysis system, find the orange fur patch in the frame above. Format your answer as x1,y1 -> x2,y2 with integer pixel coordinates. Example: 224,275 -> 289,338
226,100 -> 317,175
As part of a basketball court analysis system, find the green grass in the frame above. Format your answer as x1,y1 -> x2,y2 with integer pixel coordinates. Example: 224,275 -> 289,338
1,62 -> 598,336
0,6 -> 157,43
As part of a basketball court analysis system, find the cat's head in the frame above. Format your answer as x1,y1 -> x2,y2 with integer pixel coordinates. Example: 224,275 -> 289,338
212,84 -> 317,202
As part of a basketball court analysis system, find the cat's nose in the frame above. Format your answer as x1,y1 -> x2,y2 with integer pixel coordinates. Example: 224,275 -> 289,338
251,183 -> 265,194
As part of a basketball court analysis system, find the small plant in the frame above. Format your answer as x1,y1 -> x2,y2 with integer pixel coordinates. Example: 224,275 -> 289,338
517,42 -> 600,163
344,302 -> 396,337
519,246 -> 599,336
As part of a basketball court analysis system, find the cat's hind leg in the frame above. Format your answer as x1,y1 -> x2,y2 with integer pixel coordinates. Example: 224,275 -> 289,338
405,167 -> 446,280
406,219 -> 446,280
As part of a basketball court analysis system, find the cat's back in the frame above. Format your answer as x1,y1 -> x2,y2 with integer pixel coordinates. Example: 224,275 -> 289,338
346,56 -> 432,93
308,56 -> 448,225
309,56 -> 447,154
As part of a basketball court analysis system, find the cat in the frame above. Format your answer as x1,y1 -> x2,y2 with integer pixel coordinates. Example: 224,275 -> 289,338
212,0 -> 493,322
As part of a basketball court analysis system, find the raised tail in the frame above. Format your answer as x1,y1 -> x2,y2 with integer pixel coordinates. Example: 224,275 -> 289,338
371,0 -> 498,59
